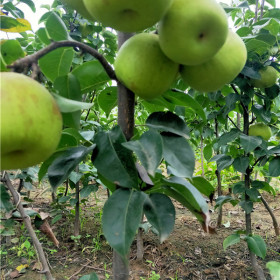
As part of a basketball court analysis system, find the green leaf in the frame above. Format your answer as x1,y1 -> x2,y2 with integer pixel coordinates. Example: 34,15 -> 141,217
13,209 -> 38,218
239,134 -> 262,153
233,182 -> 245,194
0,184 -> 13,211
97,86 -> 117,117
143,193 -> 175,243
162,90 -> 206,122
122,130 -> 163,177
190,176 -> 215,197
269,157 -> 280,177
92,127 -> 138,189
0,40 -> 25,66
146,111 -> 190,138
164,177 -> 208,213
223,234 -> 240,250
36,28 -> 51,45
245,39 -> 270,56
162,133 -> 195,178
266,261 -> 280,280
216,155 -> 234,172
241,66 -> 261,79
45,12 -> 69,41
48,145 -> 95,189
0,16 -> 31,32
233,156 -> 250,173
245,235 -> 267,259
252,104 -> 271,123
39,47 -> 74,82
102,189 -> 146,260
252,180 -> 276,196
78,272 -> 99,280
265,85 -> 280,100
54,74 -> 82,129
203,144 -> 213,161
20,0 -> 36,12
72,61 -> 111,93
215,195 -> 239,208
246,188 -> 260,201
80,185 -> 98,199
218,129 -> 240,147
263,18 -> 279,36
53,93 -> 93,113
239,200 -> 253,214
223,93 -> 240,117
3,3 -> 24,18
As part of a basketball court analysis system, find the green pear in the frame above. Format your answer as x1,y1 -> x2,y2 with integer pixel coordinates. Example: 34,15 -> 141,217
1,73 -> 63,170
82,0 -> 172,32
249,123 -> 272,141
158,0 -> 229,65
60,0 -> 94,21
250,66 -> 279,88
180,30 -> 247,92
114,33 -> 179,100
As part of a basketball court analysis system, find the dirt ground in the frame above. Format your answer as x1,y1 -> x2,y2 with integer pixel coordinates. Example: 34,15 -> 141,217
1,186 -> 280,280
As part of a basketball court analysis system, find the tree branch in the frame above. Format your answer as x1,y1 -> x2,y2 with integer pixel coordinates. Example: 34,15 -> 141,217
1,172 -> 54,280
8,40 -> 117,80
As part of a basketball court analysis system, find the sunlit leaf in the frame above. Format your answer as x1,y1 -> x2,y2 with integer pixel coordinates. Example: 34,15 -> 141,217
39,47 -> 74,82
72,60 -> 111,93
0,16 -> 31,33
45,12 -> 69,41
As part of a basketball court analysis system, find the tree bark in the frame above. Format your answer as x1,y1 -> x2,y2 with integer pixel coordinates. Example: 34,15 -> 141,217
243,103 -> 265,280
260,195 -> 280,236
136,229 -> 144,260
215,118 -> 223,227
112,31 -> 135,280
1,172 -> 54,280
74,167 -> 80,237
200,136 -> 205,178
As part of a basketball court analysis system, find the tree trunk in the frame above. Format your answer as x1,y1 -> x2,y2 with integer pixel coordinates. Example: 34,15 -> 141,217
200,136 -> 205,178
243,103 -> 265,280
215,118 -> 223,227
136,229 -> 144,260
74,167 -> 80,237
1,172 -> 54,280
216,169 -> 223,227
113,31 -> 135,280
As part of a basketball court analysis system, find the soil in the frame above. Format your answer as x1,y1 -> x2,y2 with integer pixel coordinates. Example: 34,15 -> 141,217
1,186 -> 280,280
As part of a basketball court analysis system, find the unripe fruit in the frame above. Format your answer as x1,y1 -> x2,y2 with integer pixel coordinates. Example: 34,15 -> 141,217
1,73 -> 63,170
60,0 -> 94,21
248,123 -> 272,141
114,33 -> 179,100
250,66 -> 278,88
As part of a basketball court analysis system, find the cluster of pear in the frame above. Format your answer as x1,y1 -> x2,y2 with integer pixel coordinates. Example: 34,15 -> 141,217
63,0 -> 248,100
0,73 -> 63,170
